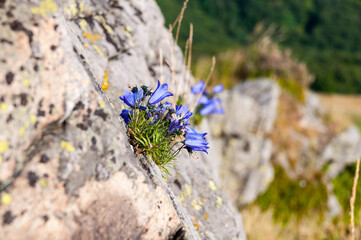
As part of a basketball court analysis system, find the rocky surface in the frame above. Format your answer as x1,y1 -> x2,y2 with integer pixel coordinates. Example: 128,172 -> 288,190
208,78 -> 361,209
208,79 -> 279,206
0,0 -> 246,239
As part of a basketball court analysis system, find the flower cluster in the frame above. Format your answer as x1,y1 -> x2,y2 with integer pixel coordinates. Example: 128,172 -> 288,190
119,81 -> 209,173
191,80 -> 224,115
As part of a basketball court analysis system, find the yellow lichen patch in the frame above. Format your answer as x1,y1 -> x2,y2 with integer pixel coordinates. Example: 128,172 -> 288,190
23,79 -> 31,88
98,101 -> 105,108
204,214 -> 208,219
191,199 -> 203,211
79,19 -> 88,32
0,103 -> 7,113
102,69 -> 109,91
110,103 -> 115,110
63,1 -> 77,17
83,44 -> 89,48
39,178 -> 48,188
0,140 -> 9,153
30,115 -> 37,125
83,33 -> 103,43
93,44 -> 104,56
61,141 -> 75,152
1,193 -> 12,206
177,194 -> 186,206
216,196 -> 223,208
19,122 -> 29,137
98,16 -> 114,33
184,184 -> 192,197
31,0 -> 57,17
209,180 -> 217,191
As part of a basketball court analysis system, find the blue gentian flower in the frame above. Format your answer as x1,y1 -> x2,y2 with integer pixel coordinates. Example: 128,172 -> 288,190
198,95 -> 209,105
184,127 -> 209,153
175,105 -> 193,120
120,109 -> 133,124
212,84 -> 223,93
119,89 -> 144,108
191,81 -> 205,94
199,98 -> 223,115
168,119 -> 182,133
148,81 -> 173,105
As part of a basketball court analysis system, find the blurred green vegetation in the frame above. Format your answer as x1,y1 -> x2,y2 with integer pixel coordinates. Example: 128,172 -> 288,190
256,166 -> 328,224
333,162 -> 361,224
156,0 -> 361,94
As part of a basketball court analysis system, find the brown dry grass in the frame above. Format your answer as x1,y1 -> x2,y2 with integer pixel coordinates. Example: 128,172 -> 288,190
242,205 -> 361,240
319,94 -> 361,129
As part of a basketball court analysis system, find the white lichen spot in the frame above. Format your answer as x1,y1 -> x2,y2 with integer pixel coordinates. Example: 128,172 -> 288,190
209,180 -> 217,191
0,103 -> 7,113
31,0 -> 57,17
216,196 -> 223,209
61,141 -> 75,152
0,140 -> 9,153
110,103 -> 115,110
1,193 -> 12,206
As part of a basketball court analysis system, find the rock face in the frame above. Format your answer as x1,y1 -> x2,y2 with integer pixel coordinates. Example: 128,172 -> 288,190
0,0 -> 246,239
208,79 -> 279,206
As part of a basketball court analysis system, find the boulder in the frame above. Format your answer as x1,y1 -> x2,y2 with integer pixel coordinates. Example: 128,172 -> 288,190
0,0 -> 246,239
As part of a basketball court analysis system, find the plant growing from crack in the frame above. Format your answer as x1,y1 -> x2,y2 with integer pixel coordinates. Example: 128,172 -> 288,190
119,81 -> 209,175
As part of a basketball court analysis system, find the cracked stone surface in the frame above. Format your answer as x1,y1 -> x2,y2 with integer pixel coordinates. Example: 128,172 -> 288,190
0,0 -> 246,239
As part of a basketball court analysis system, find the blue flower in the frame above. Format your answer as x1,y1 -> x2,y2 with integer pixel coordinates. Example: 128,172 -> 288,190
148,81 -> 173,105
191,81 -> 205,94
199,98 -> 223,115
120,109 -> 133,124
184,127 -> 209,153
119,89 -> 144,108
198,95 -> 209,105
212,84 -> 223,93
175,105 -> 193,120
168,119 -> 182,134
157,101 -> 172,113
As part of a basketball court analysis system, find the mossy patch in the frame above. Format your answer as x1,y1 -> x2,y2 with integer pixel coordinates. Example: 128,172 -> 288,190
333,163 -> 361,224
277,78 -> 305,102
256,166 -> 328,224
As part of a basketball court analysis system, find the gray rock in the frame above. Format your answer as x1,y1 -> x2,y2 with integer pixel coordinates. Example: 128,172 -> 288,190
208,79 -> 279,206
0,0 -> 246,239
323,126 -> 361,179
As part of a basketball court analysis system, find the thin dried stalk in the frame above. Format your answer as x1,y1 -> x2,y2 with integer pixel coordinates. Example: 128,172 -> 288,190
174,0 -> 189,44
350,158 -> 360,240
182,24 -> 193,100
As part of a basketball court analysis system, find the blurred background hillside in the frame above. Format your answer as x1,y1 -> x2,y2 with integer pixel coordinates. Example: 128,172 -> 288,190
157,0 -> 361,93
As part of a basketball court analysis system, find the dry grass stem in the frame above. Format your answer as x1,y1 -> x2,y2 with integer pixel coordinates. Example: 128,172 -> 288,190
350,158 -> 360,240
174,0 -> 189,44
